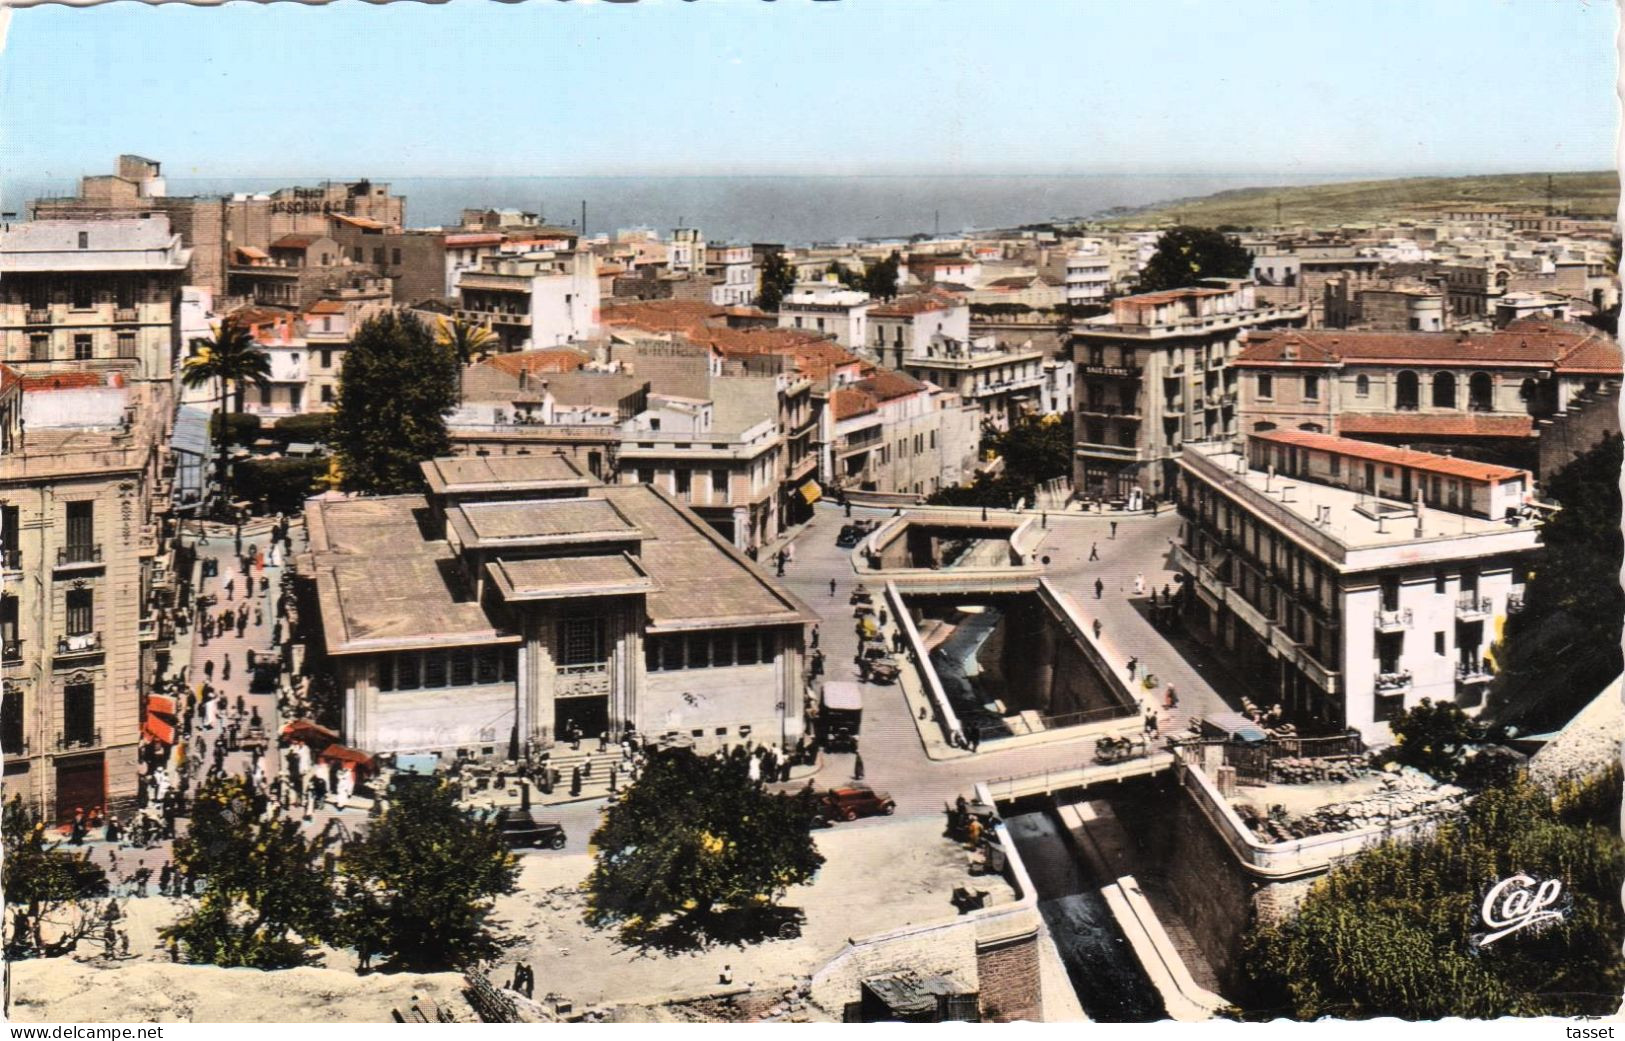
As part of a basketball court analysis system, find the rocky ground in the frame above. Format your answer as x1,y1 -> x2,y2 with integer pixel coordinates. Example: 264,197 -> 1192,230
9,816 -> 1003,1024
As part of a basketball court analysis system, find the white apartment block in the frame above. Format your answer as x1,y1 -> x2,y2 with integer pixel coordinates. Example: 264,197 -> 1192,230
455,250 -> 601,351
1173,432 -> 1540,745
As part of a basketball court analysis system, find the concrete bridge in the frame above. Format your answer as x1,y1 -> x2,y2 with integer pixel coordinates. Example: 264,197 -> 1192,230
977,752 -> 1176,803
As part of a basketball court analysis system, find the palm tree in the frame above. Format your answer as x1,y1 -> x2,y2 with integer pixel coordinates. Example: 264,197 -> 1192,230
181,318 -> 272,506
436,316 -> 496,401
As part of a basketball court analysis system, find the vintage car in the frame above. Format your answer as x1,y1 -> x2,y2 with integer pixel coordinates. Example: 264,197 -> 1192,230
493,808 -> 568,850
1094,733 -> 1149,764
818,784 -> 897,823
835,520 -> 878,548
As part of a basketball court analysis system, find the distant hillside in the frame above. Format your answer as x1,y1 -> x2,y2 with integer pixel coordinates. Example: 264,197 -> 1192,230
1097,171 -> 1619,229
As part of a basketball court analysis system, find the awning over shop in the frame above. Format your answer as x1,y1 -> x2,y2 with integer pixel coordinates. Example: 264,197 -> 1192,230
799,480 -> 822,505
146,693 -> 177,717
142,715 -> 175,746
319,744 -> 377,776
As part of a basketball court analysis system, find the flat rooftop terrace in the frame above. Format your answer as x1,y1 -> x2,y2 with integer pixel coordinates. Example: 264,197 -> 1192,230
1180,442 -> 1541,568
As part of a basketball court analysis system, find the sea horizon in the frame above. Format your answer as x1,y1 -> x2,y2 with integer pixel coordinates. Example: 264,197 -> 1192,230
1,168 -> 1562,247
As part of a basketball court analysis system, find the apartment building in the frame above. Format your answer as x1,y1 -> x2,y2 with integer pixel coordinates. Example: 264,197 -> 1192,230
228,234 -> 382,312
454,250 -> 601,350
778,284 -> 872,349
1,370 -> 176,820
902,337 -> 1046,433
0,216 -> 191,382
867,291 -> 970,371
30,156 -> 404,296
1173,432 -> 1540,744
302,454 -> 815,756
1069,279 -> 1308,500
825,371 -> 981,499
1063,250 -> 1112,305
1232,319 -> 1622,473
705,245 -> 756,307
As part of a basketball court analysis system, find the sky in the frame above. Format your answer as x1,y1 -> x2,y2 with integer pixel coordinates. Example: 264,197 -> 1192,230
0,0 -> 1617,183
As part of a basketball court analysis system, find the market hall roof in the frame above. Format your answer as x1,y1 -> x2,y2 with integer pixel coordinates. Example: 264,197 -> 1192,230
420,453 -> 595,497
305,480 -> 815,655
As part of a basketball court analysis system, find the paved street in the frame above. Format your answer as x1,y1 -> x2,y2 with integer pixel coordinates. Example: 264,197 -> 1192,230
772,501 -> 1244,819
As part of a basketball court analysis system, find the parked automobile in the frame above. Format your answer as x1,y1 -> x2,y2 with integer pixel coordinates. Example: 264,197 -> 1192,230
835,520 -> 878,548
818,784 -> 896,823
493,808 -> 568,850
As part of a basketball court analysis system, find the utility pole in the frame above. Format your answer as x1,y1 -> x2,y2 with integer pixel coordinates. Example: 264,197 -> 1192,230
581,200 -> 587,239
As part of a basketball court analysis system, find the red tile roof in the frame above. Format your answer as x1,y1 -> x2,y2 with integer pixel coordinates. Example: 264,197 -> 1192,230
1239,320 -> 1620,373
271,235 -> 320,250
484,349 -> 589,377
305,300 -> 347,316
853,369 -> 927,401
831,386 -> 876,421
869,289 -> 963,318
1253,429 -> 1530,482
1337,414 -> 1535,438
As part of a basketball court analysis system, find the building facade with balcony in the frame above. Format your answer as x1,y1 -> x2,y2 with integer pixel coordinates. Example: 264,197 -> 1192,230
1,369 -> 175,821
867,291 -> 971,372
1063,250 -> 1112,305
901,336 -> 1046,434
704,245 -> 757,307
824,370 -> 981,499
302,453 -> 815,758
1070,279 -> 1308,500
0,216 -> 192,383
1171,433 -> 1540,744
454,250 -> 601,351
1232,319 -> 1622,475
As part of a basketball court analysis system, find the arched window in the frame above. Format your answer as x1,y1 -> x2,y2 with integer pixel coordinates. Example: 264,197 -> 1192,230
1468,372 -> 1493,411
1298,423 -> 1324,433
1396,370 -> 1419,411
1355,374 -> 1371,397
1252,421 -> 1277,432
1432,371 -> 1457,409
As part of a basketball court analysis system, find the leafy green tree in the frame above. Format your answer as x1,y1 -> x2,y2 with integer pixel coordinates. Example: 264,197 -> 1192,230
2,796 -> 109,958
1488,434 -> 1624,731
996,413 -> 1074,500
1135,226 -> 1253,293
162,776 -> 333,968
271,411 -> 335,444
208,411 -> 262,448
435,315 -> 497,400
1245,769 -> 1624,1019
862,251 -> 902,300
928,414 -> 1075,508
331,310 -> 458,495
826,261 -> 865,292
233,457 -> 330,513
336,781 -> 518,971
757,250 -> 796,312
181,319 -> 271,498
586,748 -> 824,946
1386,698 -> 1484,782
